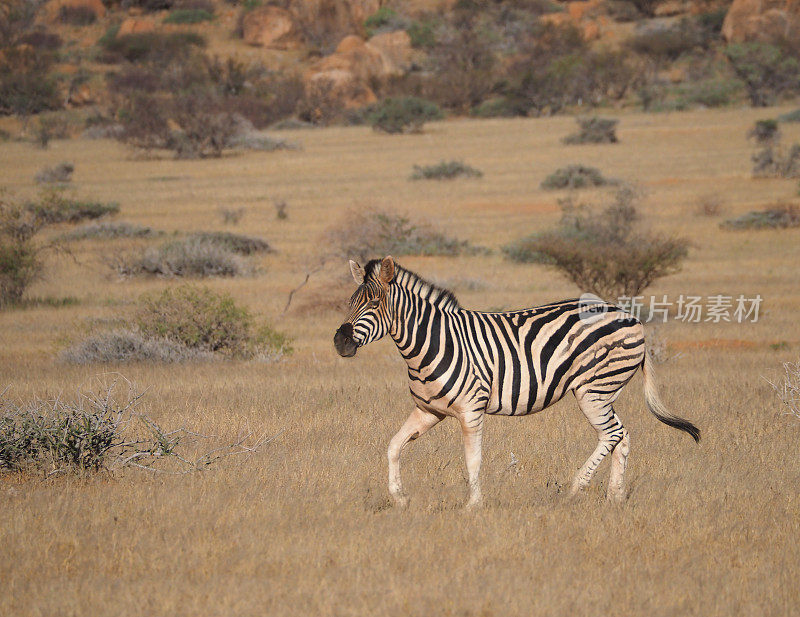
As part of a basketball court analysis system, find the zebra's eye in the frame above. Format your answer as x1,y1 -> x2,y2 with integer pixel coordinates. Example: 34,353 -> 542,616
367,299 -> 380,309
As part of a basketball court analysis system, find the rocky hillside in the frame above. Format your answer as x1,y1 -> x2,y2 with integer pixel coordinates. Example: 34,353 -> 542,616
1,0 -> 799,137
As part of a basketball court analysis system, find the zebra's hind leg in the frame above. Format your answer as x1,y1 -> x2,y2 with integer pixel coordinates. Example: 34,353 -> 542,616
570,388 -> 626,500
388,406 -> 444,508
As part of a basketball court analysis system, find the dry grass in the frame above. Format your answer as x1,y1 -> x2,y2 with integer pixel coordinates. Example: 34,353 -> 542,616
1,107 -> 800,616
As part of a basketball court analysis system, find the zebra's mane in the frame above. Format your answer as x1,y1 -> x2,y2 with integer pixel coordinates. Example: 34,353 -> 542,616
364,259 -> 460,312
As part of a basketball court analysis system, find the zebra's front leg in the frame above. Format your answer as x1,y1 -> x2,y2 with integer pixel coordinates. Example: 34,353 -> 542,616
459,409 -> 485,509
387,407 -> 443,508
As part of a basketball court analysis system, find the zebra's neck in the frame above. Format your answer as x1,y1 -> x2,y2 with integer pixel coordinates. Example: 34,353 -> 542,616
390,266 -> 460,313
388,266 -> 460,362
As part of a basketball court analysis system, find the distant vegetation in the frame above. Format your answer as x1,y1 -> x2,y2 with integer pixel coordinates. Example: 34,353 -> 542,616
410,160 -> 483,180
368,97 -> 443,134
563,117 -> 619,145
721,203 -> 800,230
541,165 -> 614,190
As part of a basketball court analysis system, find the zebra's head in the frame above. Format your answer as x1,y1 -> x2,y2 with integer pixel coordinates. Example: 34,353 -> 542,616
334,256 -> 395,358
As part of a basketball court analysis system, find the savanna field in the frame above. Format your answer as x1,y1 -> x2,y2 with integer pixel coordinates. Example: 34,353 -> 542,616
1,107 -> 800,616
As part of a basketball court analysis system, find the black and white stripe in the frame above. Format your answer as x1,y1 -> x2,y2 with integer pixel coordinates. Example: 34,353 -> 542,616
335,257 -> 699,506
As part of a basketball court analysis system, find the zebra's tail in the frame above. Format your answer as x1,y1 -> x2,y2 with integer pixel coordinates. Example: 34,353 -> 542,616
641,352 -> 700,443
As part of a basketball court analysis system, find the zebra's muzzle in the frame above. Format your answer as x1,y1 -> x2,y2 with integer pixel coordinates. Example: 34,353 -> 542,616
334,323 -> 358,357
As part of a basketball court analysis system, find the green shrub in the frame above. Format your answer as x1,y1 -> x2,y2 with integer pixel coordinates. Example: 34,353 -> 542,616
58,5 -> 97,25
470,97 -> 529,118
0,240 -> 41,307
541,165 -> 613,190
677,77 -> 740,108
326,208 -> 484,263
721,203 -> 800,230
163,8 -> 214,24
749,119 -> 779,144
61,221 -> 159,241
187,231 -> 272,255
725,42 -> 800,107
778,108 -> 800,123
410,160 -> 483,180
407,19 -> 436,48
562,117 -> 618,144
751,144 -> 800,178
503,190 -> 689,300
24,187 -> 119,224
100,31 -> 206,64
135,285 -> 291,359
368,97 -> 443,134
364,7 -> 404,37
625,21 -> 701,62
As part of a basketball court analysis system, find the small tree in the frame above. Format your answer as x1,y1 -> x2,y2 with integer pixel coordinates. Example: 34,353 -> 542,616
725,43 -> 800,107
0,193 -> 43,307
503,188 -> 690,301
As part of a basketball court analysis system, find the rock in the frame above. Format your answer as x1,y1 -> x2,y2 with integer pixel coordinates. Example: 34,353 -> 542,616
654,0 -> 692,17
117,17 -> 156,37
46,0 -> 106,22
722,0 -> 800,43
241,6 -> 301,49
367,30 -> 413,74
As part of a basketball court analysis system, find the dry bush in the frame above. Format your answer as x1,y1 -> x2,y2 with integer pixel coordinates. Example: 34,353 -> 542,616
34,162 -> 74,184
695,193 -> 725,217
751,143 -> 800,179
721,203 -> 800,230
503,188 -> 690,300
217,207 -> 245,225
187,231 -> 272,255
1,379 -> 275,474
99,31 -> 206,65
410,160 -> 483,180
325,208 -> 483,263
60,221 -> 159,241
562,117 -> 619,145
541,164 -> 613,190
296,78 -> 347,126
290,280 -> 352,316
769,361 -> 800,420
113,237 -> 248,278
59,329 -> 215,364
625,20 -> 702,63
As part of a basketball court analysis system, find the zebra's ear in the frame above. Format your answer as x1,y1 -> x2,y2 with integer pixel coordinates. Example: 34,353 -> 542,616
379,255 -> 395,284
349,260 -> 365,285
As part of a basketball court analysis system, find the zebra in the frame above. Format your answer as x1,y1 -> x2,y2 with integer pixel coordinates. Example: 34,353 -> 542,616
334,256 -> 700,508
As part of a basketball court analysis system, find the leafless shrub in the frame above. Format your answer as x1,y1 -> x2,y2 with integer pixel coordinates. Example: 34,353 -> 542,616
767,362 -> 800,420
751,144 -> 800,178
0,378 -> 280,474
218,207 -> 245,225
324,208 -> 484,263
59,329 -> 215,364
113,238 -> 248,278
187,231 -> 272,255
274,200 -> 288,220
34,162 -> 74,184
227,130 -> 299,152
563,117 -> 619,145
695,193 -> 725,216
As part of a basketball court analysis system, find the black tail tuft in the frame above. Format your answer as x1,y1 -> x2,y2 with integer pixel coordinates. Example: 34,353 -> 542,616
653,412 -> 701,443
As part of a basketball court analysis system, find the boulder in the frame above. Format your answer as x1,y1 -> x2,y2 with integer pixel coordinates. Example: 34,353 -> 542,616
117,17 -> 156,37
241,6 -> 301,50
722,0 -> 800,43
367,30 -> 413,74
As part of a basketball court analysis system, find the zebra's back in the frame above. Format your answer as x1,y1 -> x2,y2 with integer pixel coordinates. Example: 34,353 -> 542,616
462,299 -> 646,416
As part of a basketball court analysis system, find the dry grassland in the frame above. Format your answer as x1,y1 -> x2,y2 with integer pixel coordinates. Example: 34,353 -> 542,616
1,107 -> 800,616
